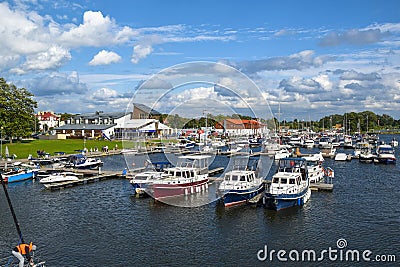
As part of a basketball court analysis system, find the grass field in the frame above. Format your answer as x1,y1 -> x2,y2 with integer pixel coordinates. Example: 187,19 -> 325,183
1,139 -> 123,159
0,138 -> 177,159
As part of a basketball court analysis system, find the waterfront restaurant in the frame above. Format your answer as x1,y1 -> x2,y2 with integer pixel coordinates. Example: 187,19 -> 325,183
115,119 -> 172,139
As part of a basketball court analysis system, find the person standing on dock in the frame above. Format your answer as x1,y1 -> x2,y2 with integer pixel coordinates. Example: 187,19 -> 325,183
12,242 -> 36,267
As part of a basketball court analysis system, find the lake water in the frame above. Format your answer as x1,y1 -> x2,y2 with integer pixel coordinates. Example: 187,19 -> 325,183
0,135 -> 399,266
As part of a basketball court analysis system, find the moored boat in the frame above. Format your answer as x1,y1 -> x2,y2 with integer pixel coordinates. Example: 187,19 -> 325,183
130,171 -> 170,197
375,145 -> 396,164
353,142 -> 371,158
391,138 -> 398,147
149,155 -> 210,200
320,144 -> 336,158
218,168 -> 265,207
301,153 -> 324,183
358,146 -> 374,163
264,158 -> 311,211
65,154 -> 103,169
334,153 -> 351,161
1,166 -> 39,183
274,147 -> 292,160
39,172 -> 80,184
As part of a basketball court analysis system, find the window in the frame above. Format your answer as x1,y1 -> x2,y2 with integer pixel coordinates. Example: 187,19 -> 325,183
289,179 -> 295,184
272,178 -> 279,183
281,178 -> 287,184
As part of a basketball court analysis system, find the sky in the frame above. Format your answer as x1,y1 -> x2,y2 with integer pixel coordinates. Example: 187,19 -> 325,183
1,0 -> 400,121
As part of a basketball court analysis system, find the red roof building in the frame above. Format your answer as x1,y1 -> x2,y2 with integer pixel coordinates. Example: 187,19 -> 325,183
215,118 -> 263,135
35,111 -> 61,131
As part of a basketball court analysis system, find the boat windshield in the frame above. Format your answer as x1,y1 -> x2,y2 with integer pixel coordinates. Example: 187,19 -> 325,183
379,147 -> 394,154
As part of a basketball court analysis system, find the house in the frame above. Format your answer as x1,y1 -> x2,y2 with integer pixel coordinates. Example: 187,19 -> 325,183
132,103 -> 161,120
35,111 -> 61,131
55,111 -> 131,139
215,118 -> 265,136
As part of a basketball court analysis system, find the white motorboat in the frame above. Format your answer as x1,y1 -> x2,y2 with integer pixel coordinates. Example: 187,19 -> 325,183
358,146 -> 374,163
218,165 -> 265,207
304,139 -> 315,148
320,144 -> 336,158
65,154 -> 103,169
335,153 -> 351,161
130,171 -> 170,196
391,138 -> 398,147
264,158 -> 311,211
39,172 -> 80,184
375,144 -> 396,164
301,153 -> 325,183
353,142 -> 371,158
274,147 -> 292,160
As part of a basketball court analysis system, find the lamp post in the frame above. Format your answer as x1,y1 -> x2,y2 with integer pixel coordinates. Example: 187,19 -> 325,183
83,125 -> 86,151
1,127 -> 3,160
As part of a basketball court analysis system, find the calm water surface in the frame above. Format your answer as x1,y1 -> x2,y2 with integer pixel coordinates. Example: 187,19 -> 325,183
1,135 -> 399,266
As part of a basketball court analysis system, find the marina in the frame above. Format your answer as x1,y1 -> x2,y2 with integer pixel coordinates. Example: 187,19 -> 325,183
0,134 -> 398,266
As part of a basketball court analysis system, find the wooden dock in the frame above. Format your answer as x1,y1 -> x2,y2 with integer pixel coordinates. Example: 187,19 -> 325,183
310,182 -> 334,192
42,171 -> 123,190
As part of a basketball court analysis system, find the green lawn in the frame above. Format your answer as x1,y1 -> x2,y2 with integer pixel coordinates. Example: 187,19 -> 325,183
1,139 -> 123,159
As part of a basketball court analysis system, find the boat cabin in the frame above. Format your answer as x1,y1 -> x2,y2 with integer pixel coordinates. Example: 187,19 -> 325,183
223,171 -> 256,183
277,158 -> 308,181
272,176 -> 301,186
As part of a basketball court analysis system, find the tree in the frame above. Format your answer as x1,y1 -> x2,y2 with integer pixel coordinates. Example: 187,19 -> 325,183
0,78 -> 37,142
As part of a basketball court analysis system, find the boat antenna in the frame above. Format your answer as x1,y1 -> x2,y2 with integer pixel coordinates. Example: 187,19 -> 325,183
0,173 -> 25,244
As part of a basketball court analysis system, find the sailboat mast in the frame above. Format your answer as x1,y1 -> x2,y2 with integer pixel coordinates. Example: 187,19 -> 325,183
0,173 -> 25,244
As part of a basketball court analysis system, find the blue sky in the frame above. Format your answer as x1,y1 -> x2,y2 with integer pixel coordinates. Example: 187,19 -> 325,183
1,0 -> 400,121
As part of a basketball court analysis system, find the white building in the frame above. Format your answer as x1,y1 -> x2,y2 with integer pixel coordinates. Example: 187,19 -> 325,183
35,111 -> 61,131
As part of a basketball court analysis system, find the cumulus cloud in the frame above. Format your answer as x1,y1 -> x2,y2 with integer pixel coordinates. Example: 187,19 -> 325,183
340,70 -> 381,81
131,44 -> 153,64
279,76 -> 324,93
91,87 -> 119,99
11,45 -> 71,74
59,11 -> 136,47
237,50 -> 332,74
26,71 -> 88,96
319,29 -> 390,47
89,50 -> 121,66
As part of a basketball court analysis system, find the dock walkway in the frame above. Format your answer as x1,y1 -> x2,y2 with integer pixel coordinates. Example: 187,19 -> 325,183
42,171 -> 123,190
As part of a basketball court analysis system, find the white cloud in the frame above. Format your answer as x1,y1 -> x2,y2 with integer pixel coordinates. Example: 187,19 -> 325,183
59,11 -> 136,47
89,50 -> 121,66
131,44 -> 153,64
11,45 -> 71,74
92,87 -> 119,99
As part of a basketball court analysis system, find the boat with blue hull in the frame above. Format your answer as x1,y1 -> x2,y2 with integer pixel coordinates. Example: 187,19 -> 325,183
264,157 -> 311,211
2,167 -> 39,183
218,169 -> 265,207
